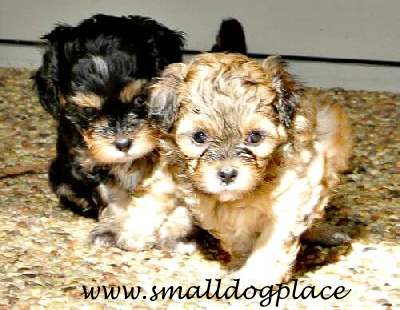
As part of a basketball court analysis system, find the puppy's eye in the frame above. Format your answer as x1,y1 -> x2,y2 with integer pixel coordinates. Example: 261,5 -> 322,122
192,130 -> 208,144
246,131 -> 263,144
83,107 -> 97,116
132,95 -> 148,118
133,95 -> 146,107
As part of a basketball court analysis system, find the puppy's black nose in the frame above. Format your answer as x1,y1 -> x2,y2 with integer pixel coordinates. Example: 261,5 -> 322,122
218,167 -> 238,184
115,138 -> 132,152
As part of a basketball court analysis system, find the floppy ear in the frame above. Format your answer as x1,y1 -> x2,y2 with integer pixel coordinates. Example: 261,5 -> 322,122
33,41 -> 62,119
263,56 -> 300,128
148,63 -> 187,131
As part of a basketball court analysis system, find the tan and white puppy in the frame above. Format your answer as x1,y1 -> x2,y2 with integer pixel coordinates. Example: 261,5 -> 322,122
150,53 -> 352,285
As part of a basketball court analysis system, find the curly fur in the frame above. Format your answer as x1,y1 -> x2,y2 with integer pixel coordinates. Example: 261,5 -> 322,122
132,53 -> 351,284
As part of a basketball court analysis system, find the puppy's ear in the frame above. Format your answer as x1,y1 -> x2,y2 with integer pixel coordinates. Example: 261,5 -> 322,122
34,40 -> 62,119
263,56 -> 300,128
149,63 -> 187,131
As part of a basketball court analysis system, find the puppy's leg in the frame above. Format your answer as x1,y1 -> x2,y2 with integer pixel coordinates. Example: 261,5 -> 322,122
89,184 -> 130,247
91,193 -> 177,250
158,205 -> 197,254
49,158 -> 106,218
301,221 -> 351,246
90,162 -> 190,251
230,154 -> 328,286
117,195 -> 172,250
90,173 -> 160,250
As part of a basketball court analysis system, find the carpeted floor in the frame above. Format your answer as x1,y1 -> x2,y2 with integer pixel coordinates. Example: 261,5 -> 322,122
0,68 -> 399,309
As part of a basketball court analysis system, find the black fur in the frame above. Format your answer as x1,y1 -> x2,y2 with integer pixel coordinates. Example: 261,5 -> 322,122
263,56 -> 301,128
273,76 -> 300,128
148,76 -> 182,131
34,14 -> 184,218
211,18 -> 247,55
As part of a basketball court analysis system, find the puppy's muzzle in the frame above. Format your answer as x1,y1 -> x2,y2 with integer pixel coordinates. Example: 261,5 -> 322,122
218,166 -> 238,184
114,138 -> 132,152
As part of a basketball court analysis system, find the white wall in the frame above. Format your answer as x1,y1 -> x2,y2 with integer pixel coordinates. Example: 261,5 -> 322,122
1,0 -> 399,92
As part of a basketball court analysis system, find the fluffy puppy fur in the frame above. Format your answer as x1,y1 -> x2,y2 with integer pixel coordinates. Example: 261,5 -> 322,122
34,14 -> 184,218
108,53 -> 351,285
89,64 -> 194,251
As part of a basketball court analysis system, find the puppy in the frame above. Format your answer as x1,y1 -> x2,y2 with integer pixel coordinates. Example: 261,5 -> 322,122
34,14 -> 184,218
89,64 -> 194,251
136,53 -> 351,285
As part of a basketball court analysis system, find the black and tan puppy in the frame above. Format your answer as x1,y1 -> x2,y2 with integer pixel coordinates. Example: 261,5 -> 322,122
34,14 -> 184,218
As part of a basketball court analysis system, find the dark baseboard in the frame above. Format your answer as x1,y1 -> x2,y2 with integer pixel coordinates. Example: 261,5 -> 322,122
1,39 -> 399,67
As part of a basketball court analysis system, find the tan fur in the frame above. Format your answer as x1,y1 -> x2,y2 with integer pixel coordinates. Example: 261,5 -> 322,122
151,53 -> 351,285
119,79 -> 148,103
83,122 -> 157,164
59,95 -> 66,106
316,100 -> 352,187
69,92 -> 103,108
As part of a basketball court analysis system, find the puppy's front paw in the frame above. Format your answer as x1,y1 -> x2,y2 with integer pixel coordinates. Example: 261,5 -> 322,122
158,206 -> 194,251
301,223 -> 351,246
171,241 -> 198,255
89,222 -> 155,251
90,223 -> 118,248
115,232 -> 156,251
